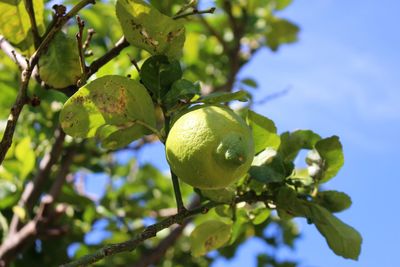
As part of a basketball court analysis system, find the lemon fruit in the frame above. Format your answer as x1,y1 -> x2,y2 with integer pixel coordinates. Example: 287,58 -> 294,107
166,105 -> 254,189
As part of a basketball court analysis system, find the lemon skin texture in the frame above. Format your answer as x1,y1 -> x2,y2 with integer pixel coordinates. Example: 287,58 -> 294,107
166,105 -> 254,189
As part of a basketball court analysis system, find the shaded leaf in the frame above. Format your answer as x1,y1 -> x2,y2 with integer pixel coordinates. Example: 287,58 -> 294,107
38,32 -> 81,89
0,180 -> 18,209
311,204 -> 362,260
195,90 -> 250,104
313,136 -> 344,183
140,55 -> 182,100
241,78 -> 258,89
250,151 -> 292,184
315,190 -> 352,213
279,130 -> 321,162
163,79 -> 200,108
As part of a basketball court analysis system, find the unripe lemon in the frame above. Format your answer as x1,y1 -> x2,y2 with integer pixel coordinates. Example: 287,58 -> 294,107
166,105 -> 254,189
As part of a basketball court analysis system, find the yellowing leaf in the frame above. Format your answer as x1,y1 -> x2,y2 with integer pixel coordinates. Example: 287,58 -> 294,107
0,0 -> 45,53
116,0 -> 185,60
60,75 -> 156,149
15,137 -> 35,180
190,220 -> 232,257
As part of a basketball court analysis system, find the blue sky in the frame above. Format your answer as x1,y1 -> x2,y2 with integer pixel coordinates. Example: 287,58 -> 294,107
213,0 -> 400,266
85,0 -> 400,266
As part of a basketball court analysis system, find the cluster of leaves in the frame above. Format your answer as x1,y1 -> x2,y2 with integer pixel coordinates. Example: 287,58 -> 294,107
0,0 -> 361,266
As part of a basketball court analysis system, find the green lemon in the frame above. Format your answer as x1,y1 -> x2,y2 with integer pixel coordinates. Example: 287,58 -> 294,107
166,105 -> 254,189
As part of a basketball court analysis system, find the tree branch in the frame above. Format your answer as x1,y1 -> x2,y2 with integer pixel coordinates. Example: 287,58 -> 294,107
0,148 -> 75,266
0,0 -> 95,166
172,7 -> 216,20
86,36 -> 129,77
133,197 -> 200,267
8,127 -> 66,235
0,36 -> 28,69
24,0 -> 41,48
60,192 -> 273,267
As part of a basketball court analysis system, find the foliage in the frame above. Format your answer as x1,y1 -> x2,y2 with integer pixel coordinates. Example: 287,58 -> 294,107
0,0 -> 361,266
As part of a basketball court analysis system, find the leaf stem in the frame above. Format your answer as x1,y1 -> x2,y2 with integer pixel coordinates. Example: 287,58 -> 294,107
134,119 -> 164,142
170,171 -> 187,214
173,7 -> 216,20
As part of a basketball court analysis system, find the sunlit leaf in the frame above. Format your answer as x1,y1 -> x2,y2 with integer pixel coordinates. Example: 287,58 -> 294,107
0,0 -> 45,53
190,220 -> 232,257
247,110 -> 280,153
195,90 -> 250,104
60,75 -> 156,149
116,0 -> 186,59
265,17 -> 299,51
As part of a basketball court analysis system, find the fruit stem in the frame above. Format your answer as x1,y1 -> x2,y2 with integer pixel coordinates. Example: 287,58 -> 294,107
171,171 -> 187,214
162,105 -> 186,214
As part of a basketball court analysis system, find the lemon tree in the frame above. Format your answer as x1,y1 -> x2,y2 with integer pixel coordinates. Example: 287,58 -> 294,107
0,0 -> 361,266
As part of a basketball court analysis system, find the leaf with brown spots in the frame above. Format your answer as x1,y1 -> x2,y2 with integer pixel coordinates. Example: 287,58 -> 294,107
190,220 -> 232,257
60,75 -> 156,149
116,0 -> 186,60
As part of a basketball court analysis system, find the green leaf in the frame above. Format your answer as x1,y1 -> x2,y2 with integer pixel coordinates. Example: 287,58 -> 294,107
0,180 -> 18,209
201,187 -> 235,204
38,32 -> 81,89
311,204 -> 362,260
0,0 -> 45,53
309,136 -> 344,183
250,149 -> 292,184
241,78 -> 258,89
195,90 -> 250,104
246,110 -> 280,153
190,220 -> 232,257
265,17 -> 299,51
15,137 -> 35,180
140,55 -> 182,100
60,75 -> 156,149
274,0 -> 293,10
116,0 -> 186,59
163,79 -> 200,109
276,187 -> 362,260
279,130 -> 321,162
315,190 -> 352,213
249,205 -> 271,225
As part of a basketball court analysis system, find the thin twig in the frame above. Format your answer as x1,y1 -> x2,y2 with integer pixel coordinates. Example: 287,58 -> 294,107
0,0 -> 95,166
83,28 -> 95,52
170,171 -> 186,213
0,148 -> 75,266
60,191 -> 273,267
0,35 -> 28,70
173,7 -> 216,20
75,16 -> 88,86
8,127 -> 66,235
24,0 -> 41,48
86,37 -> 129,77
133,197 -> 200,267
